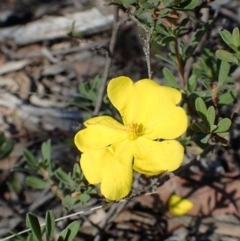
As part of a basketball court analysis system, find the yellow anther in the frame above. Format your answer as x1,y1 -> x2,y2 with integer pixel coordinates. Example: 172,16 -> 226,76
125,122 -> 144,140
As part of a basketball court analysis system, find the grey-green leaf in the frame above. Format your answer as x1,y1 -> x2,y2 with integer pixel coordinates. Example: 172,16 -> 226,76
27,234 -> 36,241
121,0 -> 137,7
215,118 -> 231,133
181,0 -> 200,9
218,90 -> 237,105
187,75 -> 197,92
58,221 -> 80,241
201,134 -> 211,144
23,149 -> 38,168
218,61 -> 230,86
195,97 -> 208,125
220,29 -> 234,48
184,21 -> 210,60
26,213 -> 42,241
45,211 -> 55,241
163,67 -> 179,89
62,196 -> 76,210
232,27 -> 240,47
55,168 -> 74,186
158,35 -> 176,45
80,193 -> 91,205
207,106 -> 215,127
41,139 -> 51,163
191,122 -> 208,133
216,50 -> 238,63
25,176 -> 50,189
0,139 -> 14,160
139,0 -> 156,9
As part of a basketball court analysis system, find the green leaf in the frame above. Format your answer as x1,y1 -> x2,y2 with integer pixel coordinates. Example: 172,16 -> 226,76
232,27 -> 240,47
158,35 -> 176,45
80,193 -> 91,205
180,0 -> 200,9
41,140 -> 51,163
45,211 -> 55,241
23,149 -> 38,168
218,61 -> 230,86
162,67 -> 179,89
0,132 -> 6,146
215,50 -> 238,63
26,213 -> 42,241
186,75 -> 197,92
201,134 -> 211,144
0,139 -> 14,160
195,97 -> 208,125
25,176 -> 50,189
62,196 -> 76,210
218,90 -> 237,105
220,29 -> 235,50
156,54 -> 176,66
58,221 -> 80,241
210,124 -> 217,132
121,0 -> 137,7
55,168 -> 74,186
207,106 -> 215,127
184,21 -> 211,61
217,132 -> 229,137
163,0 -> 181,7
27,234 -> 36,241
73,163 -> 81,178
139,0 -> 156,9
215,118 -> 231,133
191,122 -> 208,133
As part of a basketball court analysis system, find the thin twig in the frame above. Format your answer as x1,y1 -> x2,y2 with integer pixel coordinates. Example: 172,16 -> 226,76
128,13 -> 155,79
174,40 -> 185,88
93,7 -> 128,116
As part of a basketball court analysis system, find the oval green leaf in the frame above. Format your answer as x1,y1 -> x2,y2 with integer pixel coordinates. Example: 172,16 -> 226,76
163,67 -> 179,89
45,211 -> 55,241
215,118 -> 231,133
25,176 -> 50,189
26,213 -> 42,241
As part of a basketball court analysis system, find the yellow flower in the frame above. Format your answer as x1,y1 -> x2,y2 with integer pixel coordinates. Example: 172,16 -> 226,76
168,194 -> 194,216
74,76 -> 188,200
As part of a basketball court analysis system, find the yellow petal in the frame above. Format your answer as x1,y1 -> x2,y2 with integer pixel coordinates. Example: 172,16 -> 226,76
80,149 -> 108,184
168,194 -> 194,216
133,137 -> 184,175
81,140 -> 134,201
101,143 -> 133,201
74,116 -> 126,152
131,79 -> 187,139
144,106 -> 188,140
107,76 -> 133,124
108,77 -> 187,139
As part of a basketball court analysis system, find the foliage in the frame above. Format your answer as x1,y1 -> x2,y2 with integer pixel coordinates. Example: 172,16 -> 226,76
22,140 -> 96,210
25,211 -> 80,241
0,132 -> 14,160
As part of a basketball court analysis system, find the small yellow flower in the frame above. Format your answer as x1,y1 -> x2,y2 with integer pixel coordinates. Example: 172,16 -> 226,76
168,194 -> 194,216
74,76 -> 188,200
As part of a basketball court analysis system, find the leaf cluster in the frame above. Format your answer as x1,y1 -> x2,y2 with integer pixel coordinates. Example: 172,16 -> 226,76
20,140 -> 96,210
26,211 -> 80,241
216,27 -> 240,64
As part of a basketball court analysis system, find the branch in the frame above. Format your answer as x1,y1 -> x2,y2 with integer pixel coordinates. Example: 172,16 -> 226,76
93,7 -> 128,116
128,13 -> 155,79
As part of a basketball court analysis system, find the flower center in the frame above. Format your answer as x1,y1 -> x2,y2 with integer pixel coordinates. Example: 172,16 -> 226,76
125,122 -> 144,140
